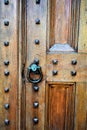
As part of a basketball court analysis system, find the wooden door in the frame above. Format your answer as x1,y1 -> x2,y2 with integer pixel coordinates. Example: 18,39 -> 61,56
0,0 -> 87,130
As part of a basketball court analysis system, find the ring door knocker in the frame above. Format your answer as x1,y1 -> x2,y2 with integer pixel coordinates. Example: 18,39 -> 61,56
27,63 -> 43,84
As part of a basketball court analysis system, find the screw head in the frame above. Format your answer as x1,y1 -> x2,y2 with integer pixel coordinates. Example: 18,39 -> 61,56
4,70 -> 10,76
35,39 -> 40,45
52,59 -> 58,65
4,60 -> 9,66
4,0 -> 9,5
4,104 -> 10,110
4,41 -> 9,46
36,0 -> 40,4
52,70 -> 58,75
4,88 -> 9,93
71,59 -> 77,65
34,58 -> 39,65
33,101 -> 39,108
4,119 -> 10,125
35,18 -> 40,24
71,71 -> 77,76
33,85 -> 39,92
33,117 -> 39,124
4,20 -> 9,26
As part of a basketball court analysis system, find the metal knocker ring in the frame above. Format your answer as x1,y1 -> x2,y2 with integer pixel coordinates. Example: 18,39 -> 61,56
27,63 -> 43,84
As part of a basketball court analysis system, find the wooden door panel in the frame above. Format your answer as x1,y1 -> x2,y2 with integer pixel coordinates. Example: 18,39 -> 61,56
0,0 -> 18,129
46,83 -> 75,130
47,53 -> 87,82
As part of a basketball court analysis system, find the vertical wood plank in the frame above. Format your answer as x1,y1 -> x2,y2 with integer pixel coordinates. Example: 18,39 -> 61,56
78,0 -> 87,53
75,83 -> 87,130
26,0 -> 47,130
0,0 -> 18,129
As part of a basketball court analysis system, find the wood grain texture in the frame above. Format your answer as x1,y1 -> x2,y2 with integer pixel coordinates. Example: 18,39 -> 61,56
47,53 -> 87,82
75,83 -> 87,130
78,0 -> 87,53
47,0 -> 80,51
0,0 -> 18,129
46,83 -> 75,130
25,0 -> 47,129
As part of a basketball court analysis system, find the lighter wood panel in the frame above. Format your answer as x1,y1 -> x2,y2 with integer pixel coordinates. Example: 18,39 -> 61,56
78,0 -> 87,53
75,83 -> 87,130
47,53 -> 87,82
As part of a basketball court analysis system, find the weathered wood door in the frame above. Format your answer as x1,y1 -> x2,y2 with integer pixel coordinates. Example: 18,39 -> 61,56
0,0 -> 87,130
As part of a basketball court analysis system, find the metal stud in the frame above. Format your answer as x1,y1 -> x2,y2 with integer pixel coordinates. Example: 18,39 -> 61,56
52,59 -> 58,65
33,117 -> 39,124
34,58 -> 39,65
4,88 -> 9,93
71,71 -> 77,76
33,101 -> 39,108
36,0 -> 40,4
52,70 -> 58,75
4,41 -> 9,46
4,60 -> 9,66
4,20 -> 9,26
4,0 -> 9,5
35,39 -> 40,45
4,70 -> 10,76
33,85 -> 39,92
35,18 -> 40,24
71,59 -> 77,65
4,104 -> 10,110
4,119 -> 10,125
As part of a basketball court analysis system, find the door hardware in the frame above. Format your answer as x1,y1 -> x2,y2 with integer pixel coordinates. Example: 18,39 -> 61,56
34,58 -> 39,65
71,59 -> 77,65
35,18 -> 40,24
33,101 -> 39,108
71,71 -> 77,76
27,62 -> 43,84
4,70 -> 10,76
33,85 -> 39,92
4,20 -> 9,26
35,39 -> 40,45
52,59 -> 58,65
4,41 -> 9,46
33,117 -> 39,124
36,0 -> 40,4
4,88 -> 9,93
4,119 -> 10,125
52,70 -> 58,75
4,104 -> 10,110
4,60 -> 9,66
4,0 -> 9,5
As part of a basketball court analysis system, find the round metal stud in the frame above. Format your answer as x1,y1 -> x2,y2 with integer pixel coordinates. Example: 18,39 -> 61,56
4,20 -> 9,26
4,104 -> 10,110
71,59 -> 77,65
52,70 -> 58,76
4,88 -> 9,93
35,39 -> 40,45
4,119 -> 10,125
71,71 -> 77,76
36,0 -> 40,4
34,58 -> 39,65
4,41 -> 9,46
35,18 -> 40,24
33,101 -> 39,108
4,70 -> 10,76
33,85 -> 39,92
4,60 -> 9,66
33,117 -> 39,124
52,59 -> 58,65
4,0 -> 9,5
